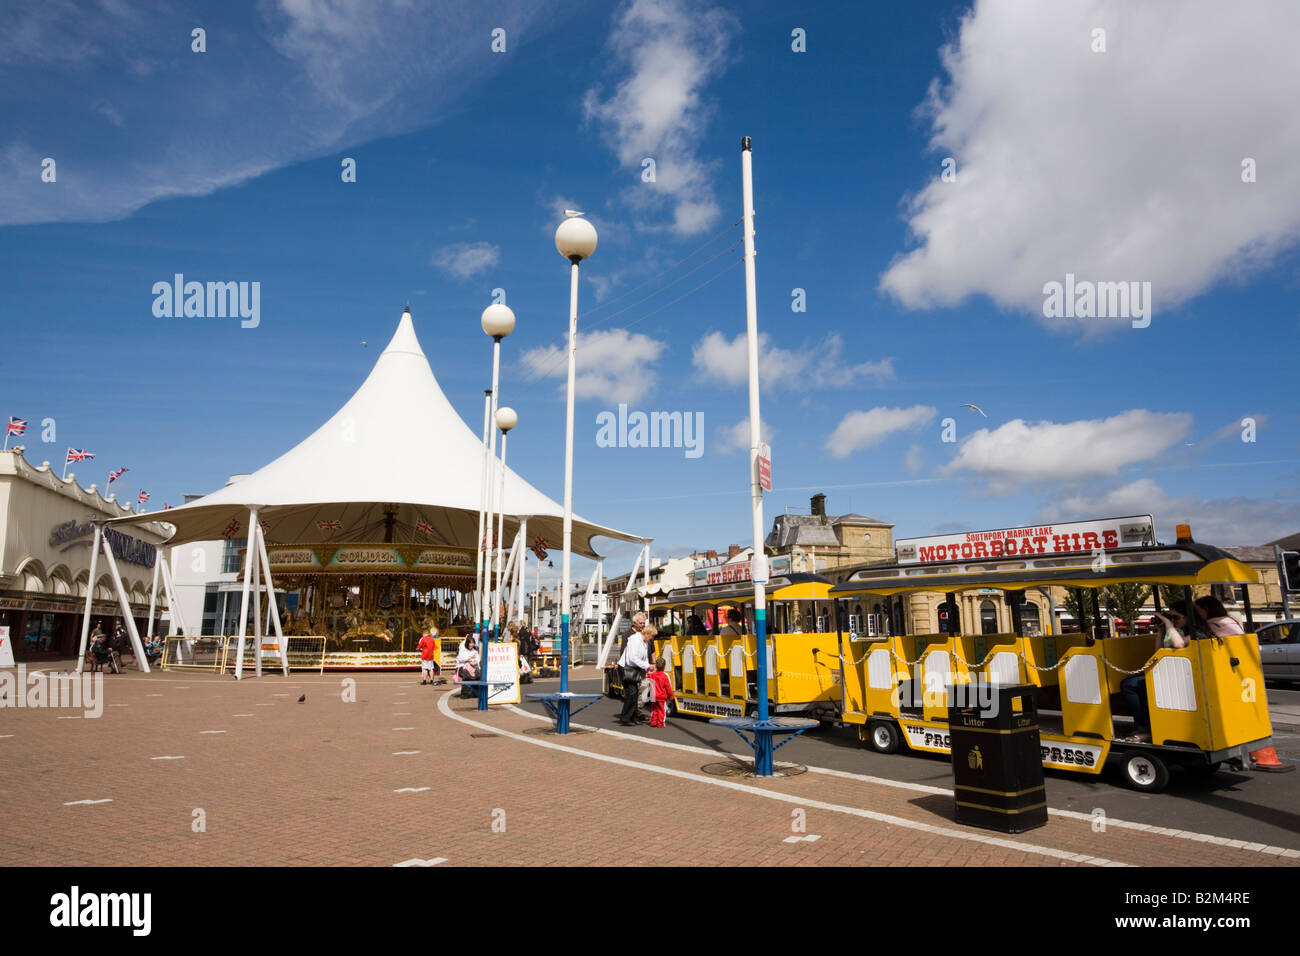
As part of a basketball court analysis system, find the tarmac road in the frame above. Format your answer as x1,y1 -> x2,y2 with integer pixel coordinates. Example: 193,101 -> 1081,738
519,673 -> 1300,852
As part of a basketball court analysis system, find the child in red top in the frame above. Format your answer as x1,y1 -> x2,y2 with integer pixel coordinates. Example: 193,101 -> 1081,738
647,656 -> 675,728
418,628 -> 441,685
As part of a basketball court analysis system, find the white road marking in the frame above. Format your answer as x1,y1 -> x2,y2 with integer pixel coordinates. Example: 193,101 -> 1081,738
393,712 -> 411,716
783,834 -> 821,843
454,693 -> 1120,866
507,704 -> 1300,859
64,799 -> 112,806
392,727 -> 414,731
57,716 -> 82,720
0,734 -> 14,738
256,703 -> 274,707
393,787 -> 431,793
394,857 -> 446,867
110,704 -> 128,707
272,694 -> 289,698
200,730 -> 226,735
146,693 -> 164,697
151,756 -> 185,761
392,751 -> 421,755
232,714 -> 254,717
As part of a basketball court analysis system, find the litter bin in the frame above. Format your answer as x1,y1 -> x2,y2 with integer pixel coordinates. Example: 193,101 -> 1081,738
948,683 -> 1047,833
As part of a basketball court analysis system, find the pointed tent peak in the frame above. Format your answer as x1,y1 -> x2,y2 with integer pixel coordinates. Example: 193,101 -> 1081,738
382,307 -> 426,358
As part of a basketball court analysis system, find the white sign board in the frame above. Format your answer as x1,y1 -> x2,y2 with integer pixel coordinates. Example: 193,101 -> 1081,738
485,642 -> 520,705
894,515 -> 1154,565
0,626 -> 13,667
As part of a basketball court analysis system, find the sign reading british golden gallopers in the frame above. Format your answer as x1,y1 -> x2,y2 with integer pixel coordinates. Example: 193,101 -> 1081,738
265,544 -> 474,574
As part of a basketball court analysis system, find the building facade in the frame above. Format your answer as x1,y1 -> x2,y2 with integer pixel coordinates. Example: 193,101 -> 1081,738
0,448 -> 170,660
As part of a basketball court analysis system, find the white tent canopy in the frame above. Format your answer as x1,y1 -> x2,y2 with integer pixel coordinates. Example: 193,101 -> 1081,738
112,309 -> 642,557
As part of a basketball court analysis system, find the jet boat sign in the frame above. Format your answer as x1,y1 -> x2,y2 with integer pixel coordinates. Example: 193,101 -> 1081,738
895,516 -> 1154,565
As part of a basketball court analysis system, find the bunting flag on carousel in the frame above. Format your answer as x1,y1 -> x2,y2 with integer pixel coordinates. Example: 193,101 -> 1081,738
109,467 -> 128,483
532,536 -> 549,560
6,416 -> 26,437
415,519 -> 435,536
316,519 -> 342,531
162,504 -> 172,511
221,519 -> 240,539
137,490 -> 150,503
66,447 -> 95,464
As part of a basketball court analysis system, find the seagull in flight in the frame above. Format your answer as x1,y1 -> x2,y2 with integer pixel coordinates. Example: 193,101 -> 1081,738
961,403 -> 987,417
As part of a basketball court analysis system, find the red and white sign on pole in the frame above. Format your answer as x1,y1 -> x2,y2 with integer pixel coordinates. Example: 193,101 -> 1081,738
757,442 -> 771,492
894,515 -> 1154,566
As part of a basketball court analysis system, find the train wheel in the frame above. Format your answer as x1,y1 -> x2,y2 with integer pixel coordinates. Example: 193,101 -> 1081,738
1119,750 -> 1170,793
867,720 -> 901,754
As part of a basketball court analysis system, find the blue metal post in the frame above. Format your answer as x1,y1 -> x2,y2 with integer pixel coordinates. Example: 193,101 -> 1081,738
754,607 -> 771,774
557,611 -> 571,732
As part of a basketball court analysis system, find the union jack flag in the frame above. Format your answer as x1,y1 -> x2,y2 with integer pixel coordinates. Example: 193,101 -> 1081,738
137,490 -> 149,503
109,467 -> 127,484
533,536 -> 550,560
66,448 -> 94,464
415,519 -> 435,536
162,504 -> 171,511
317,519 -> 342,531
6,417 -> 26,437
222,519 -> 240,539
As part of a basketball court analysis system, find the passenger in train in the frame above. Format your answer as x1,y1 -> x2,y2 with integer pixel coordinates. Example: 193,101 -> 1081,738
1118,614 -> 1187,742
1194,595 -> 1245,636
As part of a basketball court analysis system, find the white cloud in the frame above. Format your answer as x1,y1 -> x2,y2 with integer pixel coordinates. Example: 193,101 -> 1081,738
714,417 -> 774,455
692,330 -> 894,390
879,0 -> 1300,324
431,242 -> 500,280
827,406 -> 937,459
1051,478 -> 1300,547
0,1 -> 557,226
521,328 -> 667,404
944,410 -> 1193,486
583,0 -> 736,235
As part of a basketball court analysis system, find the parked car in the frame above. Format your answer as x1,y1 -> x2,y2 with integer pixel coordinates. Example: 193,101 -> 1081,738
1258,620 -> 1300,681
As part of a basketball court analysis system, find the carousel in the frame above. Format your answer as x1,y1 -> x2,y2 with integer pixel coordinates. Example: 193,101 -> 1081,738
109,307 -> 645,672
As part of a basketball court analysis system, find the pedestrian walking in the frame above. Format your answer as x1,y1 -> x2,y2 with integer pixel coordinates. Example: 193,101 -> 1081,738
617,613 -> 650,726
418,626 -> 441,685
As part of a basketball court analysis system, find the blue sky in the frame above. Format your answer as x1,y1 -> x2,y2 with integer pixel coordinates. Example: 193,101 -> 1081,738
2,0 -> 1299,580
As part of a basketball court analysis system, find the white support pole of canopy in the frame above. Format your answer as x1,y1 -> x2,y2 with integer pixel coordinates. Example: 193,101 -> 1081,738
579,561 -> 600,647
159,557 -> 186,636
234,506 -> 257,680
252,519 -> 289,678
641,542 -> 651,616
75,523 -> 103,674
512,520 -> 522,624
99,529 -> 150,673
597,548 -> 644,669
147,552 -> 161,642
497,528 -> 522,627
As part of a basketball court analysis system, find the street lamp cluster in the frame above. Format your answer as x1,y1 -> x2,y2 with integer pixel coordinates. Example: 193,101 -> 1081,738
469,212 -> 597,718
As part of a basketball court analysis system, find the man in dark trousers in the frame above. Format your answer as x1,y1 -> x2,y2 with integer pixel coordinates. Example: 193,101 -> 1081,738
616,614 -> 650,726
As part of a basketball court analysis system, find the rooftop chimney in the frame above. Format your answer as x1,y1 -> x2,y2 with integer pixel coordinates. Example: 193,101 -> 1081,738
811,493 -> 826,517
727,544 -> 742,559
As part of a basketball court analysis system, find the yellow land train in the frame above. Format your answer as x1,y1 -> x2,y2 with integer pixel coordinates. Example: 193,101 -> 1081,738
605,573 -> 841,720
830,538 -> 1274,792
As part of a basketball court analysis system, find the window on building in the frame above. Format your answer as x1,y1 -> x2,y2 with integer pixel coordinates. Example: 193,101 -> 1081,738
980,600 -> 998,636
221,539 -> 246,574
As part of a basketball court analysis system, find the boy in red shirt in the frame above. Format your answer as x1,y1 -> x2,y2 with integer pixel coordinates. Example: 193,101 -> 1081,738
418,627 -> 441,685
647,656 -> 675,728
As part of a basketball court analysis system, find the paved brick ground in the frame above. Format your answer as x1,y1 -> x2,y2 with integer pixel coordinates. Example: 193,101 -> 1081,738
1,667 -> 1296,867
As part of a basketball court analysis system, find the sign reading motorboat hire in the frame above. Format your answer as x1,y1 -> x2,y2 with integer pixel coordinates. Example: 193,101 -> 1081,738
895,515 -> 1154,565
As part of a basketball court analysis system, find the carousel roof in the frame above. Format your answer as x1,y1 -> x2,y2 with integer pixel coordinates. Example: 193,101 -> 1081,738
112,309 -> 645,558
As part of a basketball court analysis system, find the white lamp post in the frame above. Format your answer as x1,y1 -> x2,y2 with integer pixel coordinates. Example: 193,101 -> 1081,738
554,212 -> 597,731
478,302 -> 515,709
493,405 -> 517,635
